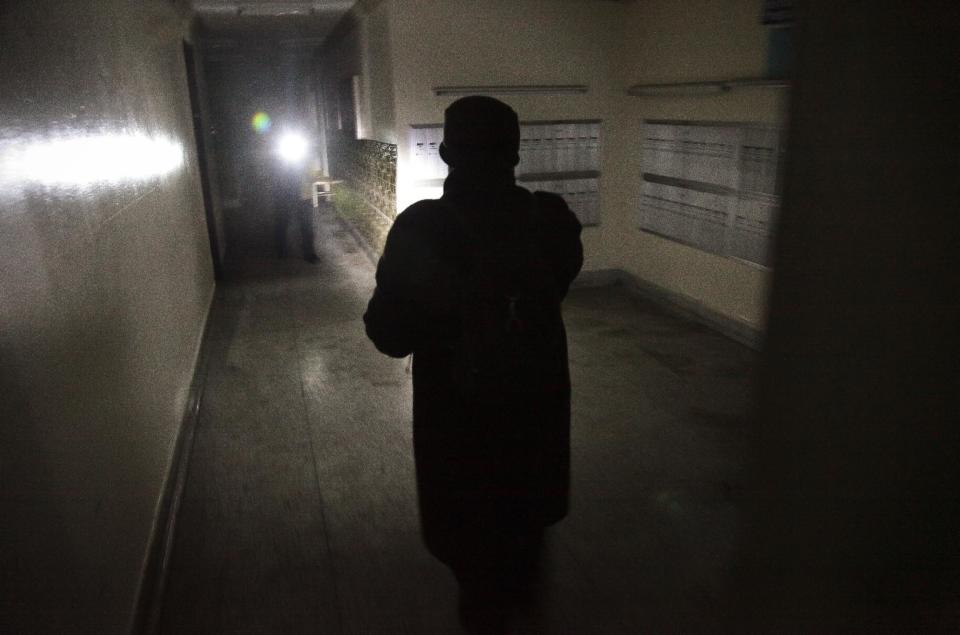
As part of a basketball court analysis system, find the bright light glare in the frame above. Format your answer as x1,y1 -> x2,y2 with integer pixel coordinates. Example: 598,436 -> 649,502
277,132 -> 308,164
0,132 -> 184,190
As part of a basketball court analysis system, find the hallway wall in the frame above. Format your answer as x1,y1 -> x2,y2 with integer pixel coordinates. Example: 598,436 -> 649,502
0,1 -> 214,633
385,0 -> 620,273
604,0 -> 785,333
322,0 -> 779,335
317,0 -> 622,269
317,0 -> 398,146
186,22 -> 229,271
315,0 -> 402,254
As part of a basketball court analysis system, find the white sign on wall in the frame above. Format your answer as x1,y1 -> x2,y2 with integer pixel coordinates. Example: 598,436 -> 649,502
638,120 -> 783,266
409,124 -> 447,182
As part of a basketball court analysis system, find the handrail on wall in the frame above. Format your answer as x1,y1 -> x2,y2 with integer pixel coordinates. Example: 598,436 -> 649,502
433,85 -> 589,96
627,78 -> 791,97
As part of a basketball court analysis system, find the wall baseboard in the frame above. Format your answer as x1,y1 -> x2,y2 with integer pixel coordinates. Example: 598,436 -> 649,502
129,293 -> 215,635
572,268 -> 764,350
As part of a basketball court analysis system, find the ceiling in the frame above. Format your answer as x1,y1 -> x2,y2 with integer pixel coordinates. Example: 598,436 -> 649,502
191,0 -> 628,52
192,1 -> 357,47
193,0 -> 355,13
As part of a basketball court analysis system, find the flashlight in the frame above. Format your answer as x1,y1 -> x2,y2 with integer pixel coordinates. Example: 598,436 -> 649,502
277,132 -> 309,164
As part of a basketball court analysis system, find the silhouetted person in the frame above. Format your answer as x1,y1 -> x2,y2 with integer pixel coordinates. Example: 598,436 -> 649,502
364,96 -> 583,632
272,149 -> 319,263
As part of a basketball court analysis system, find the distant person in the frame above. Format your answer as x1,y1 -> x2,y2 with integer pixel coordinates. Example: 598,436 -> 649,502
363,96 -> 583,632
271,133 -> 319,263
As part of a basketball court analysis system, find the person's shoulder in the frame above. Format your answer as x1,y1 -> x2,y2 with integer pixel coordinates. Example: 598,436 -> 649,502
393,198 -> 447,230
531,190 -> 566,209
530,190 -> 582,231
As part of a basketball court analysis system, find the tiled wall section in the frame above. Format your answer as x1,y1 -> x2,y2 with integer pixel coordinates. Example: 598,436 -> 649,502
330,137 -> 397,256
341,138 -> 397,218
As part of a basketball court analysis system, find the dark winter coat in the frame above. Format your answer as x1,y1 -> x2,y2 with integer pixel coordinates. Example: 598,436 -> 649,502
363,168 -> 583,565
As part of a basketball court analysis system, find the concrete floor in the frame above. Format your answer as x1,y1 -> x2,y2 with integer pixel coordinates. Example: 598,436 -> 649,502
158,206 -> 758,634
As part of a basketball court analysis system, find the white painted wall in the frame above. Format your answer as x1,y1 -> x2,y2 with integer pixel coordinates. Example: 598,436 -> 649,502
0,1 -> 214,632
328,0 -> 786,333
387,0 -> 621,270
603,0 -> 786,330
318,0 -> 398,145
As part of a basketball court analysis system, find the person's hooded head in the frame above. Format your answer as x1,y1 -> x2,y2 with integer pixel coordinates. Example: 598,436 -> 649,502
439,96 -> 520,172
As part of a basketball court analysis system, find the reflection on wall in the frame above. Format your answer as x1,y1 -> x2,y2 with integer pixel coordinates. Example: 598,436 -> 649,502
0,132 -> 184,195
0,1 -> 214,632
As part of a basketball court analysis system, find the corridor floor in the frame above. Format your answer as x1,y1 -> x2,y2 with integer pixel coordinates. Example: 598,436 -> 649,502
158,207 -> 758,634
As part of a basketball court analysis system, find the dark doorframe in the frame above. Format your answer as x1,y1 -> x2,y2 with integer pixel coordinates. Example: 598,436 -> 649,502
182,40 -> 224,280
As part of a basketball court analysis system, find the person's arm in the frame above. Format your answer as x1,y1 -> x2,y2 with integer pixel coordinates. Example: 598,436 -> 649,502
364,207 -> 459,357
534,191 -> 584,298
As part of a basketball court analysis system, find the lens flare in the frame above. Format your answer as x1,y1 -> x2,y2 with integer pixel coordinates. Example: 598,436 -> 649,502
251,111 -> 272,134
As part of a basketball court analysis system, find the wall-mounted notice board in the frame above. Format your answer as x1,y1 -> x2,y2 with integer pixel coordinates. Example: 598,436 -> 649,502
408,120 -> 603,226
637,120 -> 783,267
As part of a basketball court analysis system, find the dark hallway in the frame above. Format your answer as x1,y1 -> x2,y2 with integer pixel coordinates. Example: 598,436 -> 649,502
156,207 -> 756,633
2,1 -> 958,634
